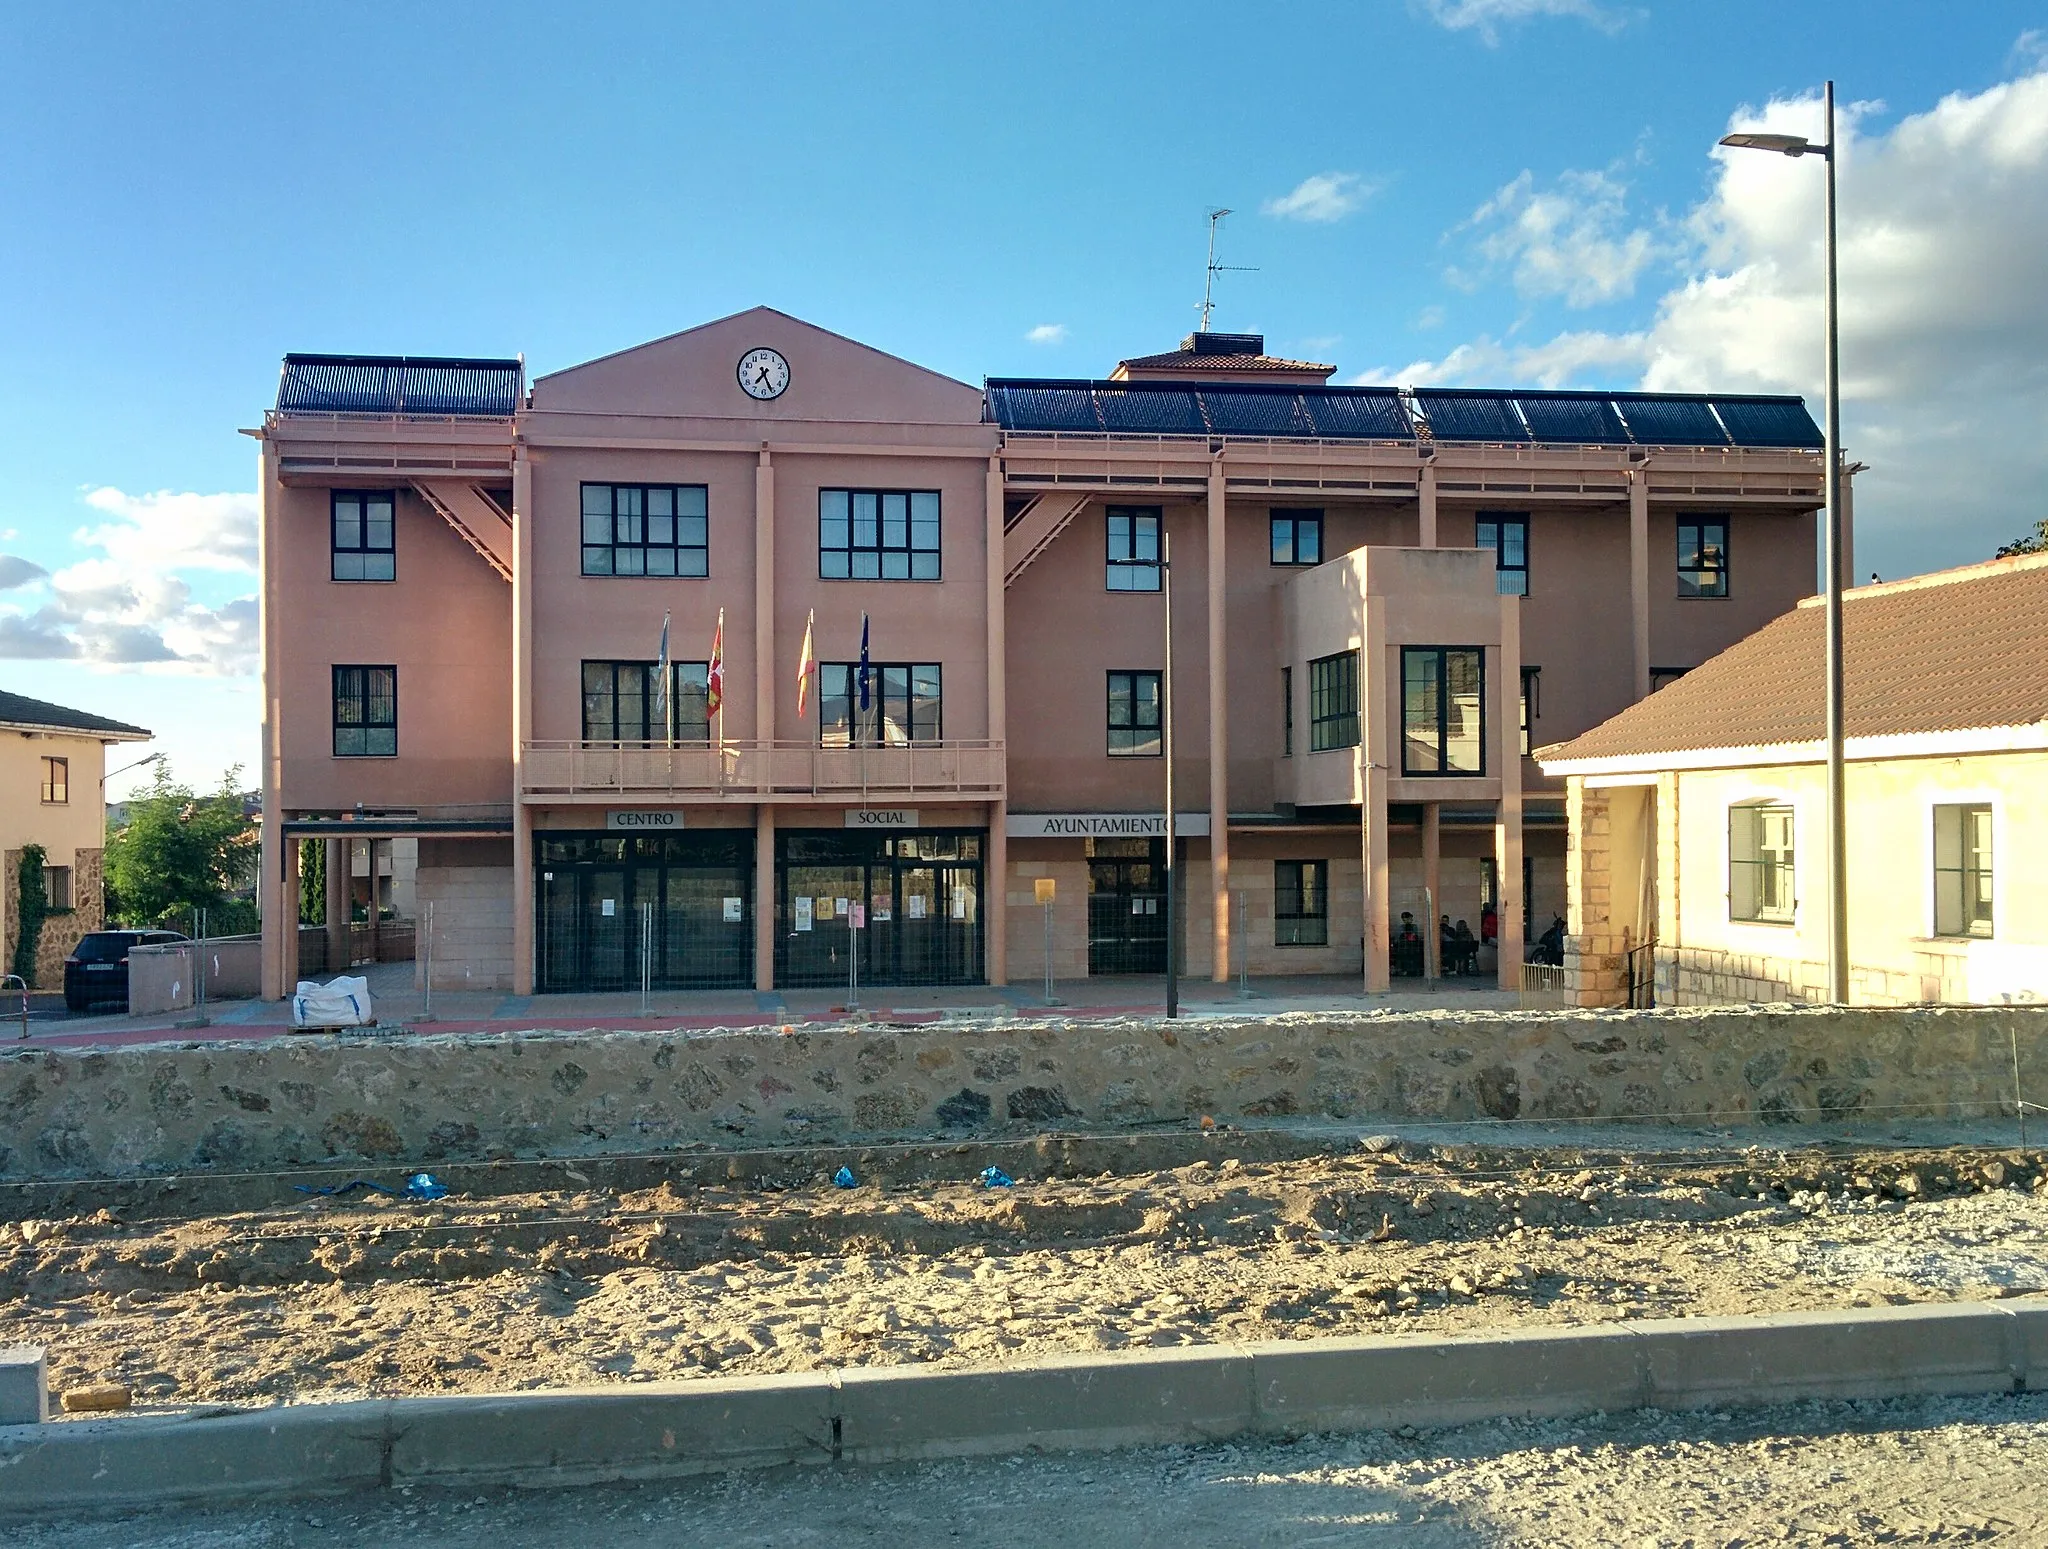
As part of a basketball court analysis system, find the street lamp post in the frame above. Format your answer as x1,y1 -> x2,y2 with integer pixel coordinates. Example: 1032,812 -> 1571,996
1162,530 -> 1179,1020
1721,80 -> 1849,1005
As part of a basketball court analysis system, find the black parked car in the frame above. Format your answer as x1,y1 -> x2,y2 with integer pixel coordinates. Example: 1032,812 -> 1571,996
63,930 -> 189,1013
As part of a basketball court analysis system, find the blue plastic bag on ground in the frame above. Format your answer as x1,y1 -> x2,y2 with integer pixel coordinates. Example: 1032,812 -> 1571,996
833,1166 -> 857,1188
979,1166 -> 1014,1188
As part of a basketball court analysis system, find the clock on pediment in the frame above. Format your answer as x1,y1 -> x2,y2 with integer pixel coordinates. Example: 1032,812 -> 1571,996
737,347 -> 790,400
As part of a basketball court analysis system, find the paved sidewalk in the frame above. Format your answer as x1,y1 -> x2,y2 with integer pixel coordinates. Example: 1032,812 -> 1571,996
10,964 -> 1522,1052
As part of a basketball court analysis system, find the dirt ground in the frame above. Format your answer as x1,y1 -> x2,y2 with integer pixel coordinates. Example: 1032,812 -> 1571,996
4,1133 -> 2047,1407
17,1392 -> 2048,1547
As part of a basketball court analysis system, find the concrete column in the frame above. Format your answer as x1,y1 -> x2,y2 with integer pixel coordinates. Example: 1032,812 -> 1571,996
987,800 -> 1007,984
754,804 -> 775,993
325,836 -> 350,972
1494,598 -> 1525,989
278,836 -> 301,986
511,441 -> 536,994
1206,457 -> 1230,983
755,448 -> 776,754
1421,802 -> 1441,978
1361,607 -> 1390,993
985,456 -> 1008,988
1417,459 -> 1438,548
1629,468 -> 1650,702
257,438 -> 286,998
366,838 -> 382,963
985,455 -> 1006,748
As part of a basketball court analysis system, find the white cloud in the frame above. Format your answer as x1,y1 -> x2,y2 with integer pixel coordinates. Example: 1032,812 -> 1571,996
1398,64 -> 2048,578
1025,323 -> 1069,345
0,487 -> 259,674
1263,172 -> 1377,224
1464,166 -> 1663,306
0,554 -> 48,590
1417,0 -> 1627,45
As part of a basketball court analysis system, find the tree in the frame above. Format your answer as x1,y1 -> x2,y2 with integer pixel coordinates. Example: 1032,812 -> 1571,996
1997,520 -> 2048,558
11,843 -> 48,986
104,764 -> 258,934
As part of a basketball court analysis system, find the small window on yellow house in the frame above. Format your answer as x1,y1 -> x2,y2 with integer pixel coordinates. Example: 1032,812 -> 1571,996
40,755 -> 68,804
1933,804 -> 1993,938
1729,803 -> 1795,923
43,866 -> 72,912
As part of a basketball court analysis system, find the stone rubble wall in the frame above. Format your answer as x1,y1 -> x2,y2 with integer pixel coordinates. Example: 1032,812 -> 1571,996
4,1004 -> 2048,1182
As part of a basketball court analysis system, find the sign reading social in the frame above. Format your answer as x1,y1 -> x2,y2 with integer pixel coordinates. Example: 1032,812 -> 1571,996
844,808 -> 920,829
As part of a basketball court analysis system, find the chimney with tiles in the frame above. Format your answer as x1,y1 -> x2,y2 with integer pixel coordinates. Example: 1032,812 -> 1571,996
1109,331 -> 1337,384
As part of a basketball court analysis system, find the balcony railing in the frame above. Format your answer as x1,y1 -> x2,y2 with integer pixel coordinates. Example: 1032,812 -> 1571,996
521,740 -> 1005,800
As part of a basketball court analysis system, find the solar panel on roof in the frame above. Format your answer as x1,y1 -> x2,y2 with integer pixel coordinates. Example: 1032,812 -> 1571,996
277,355 -> 521,417
1413,393 -> 1529,442
1709,397 -> 1822,449
1611,396 -> 1729,446
1197,389 -> 1318,437
1515,395 -> 1629,444
1094,388 -> 1207,434
986,385 -> 1102,432
1302,390 -> 1413,440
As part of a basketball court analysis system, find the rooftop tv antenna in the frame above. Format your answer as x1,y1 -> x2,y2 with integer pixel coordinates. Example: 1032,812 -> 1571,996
1198,208 -> 1257,331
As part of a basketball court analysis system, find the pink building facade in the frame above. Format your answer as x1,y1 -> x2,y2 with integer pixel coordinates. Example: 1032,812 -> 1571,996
252,308 -> 1834,999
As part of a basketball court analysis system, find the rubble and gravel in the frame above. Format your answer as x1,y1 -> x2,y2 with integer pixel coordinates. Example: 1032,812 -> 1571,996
4,1137 -> 2047,1407
16,1390 -> 2048,1546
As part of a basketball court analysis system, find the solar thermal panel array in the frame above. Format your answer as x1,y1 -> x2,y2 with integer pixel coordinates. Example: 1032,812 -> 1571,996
278,355 -> 524,417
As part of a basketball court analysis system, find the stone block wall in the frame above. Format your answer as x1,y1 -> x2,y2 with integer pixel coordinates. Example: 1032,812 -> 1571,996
414,863 -> 513,992
4,1002 -> 2046,1181
1659,945 -> 1978,1009
2,846 -> 104,990
1563,784 -> 1628,1007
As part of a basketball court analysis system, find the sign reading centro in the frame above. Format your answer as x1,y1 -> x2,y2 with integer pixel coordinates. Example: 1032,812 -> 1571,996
606,810 -> 684,831
1005,812 -> 1211,839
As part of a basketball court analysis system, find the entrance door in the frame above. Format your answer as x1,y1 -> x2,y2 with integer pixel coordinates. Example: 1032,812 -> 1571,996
1088,838 -> 1167,975
584,867 -> 630,991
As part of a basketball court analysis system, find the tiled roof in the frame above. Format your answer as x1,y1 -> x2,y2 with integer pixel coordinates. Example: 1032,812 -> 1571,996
0,689 -> 152,738
1539,553 -> 2048,766
1115,349 -> 1336,374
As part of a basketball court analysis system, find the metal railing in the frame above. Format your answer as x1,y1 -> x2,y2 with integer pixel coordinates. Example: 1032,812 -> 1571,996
1519,961 -> 1572,1010
521,739 -> 1005,799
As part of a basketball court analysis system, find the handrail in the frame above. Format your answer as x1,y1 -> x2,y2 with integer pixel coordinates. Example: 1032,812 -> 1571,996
520,738 -> 1006,799
1,974 -> 24,1039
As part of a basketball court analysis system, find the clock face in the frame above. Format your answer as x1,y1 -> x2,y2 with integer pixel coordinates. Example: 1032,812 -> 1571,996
737,347 -> 790,400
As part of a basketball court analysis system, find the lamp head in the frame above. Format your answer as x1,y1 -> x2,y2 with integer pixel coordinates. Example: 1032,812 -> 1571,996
1720,132 -> 1815,157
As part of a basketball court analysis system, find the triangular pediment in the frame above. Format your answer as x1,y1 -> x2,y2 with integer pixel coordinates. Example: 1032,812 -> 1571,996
529,307 -> 983,424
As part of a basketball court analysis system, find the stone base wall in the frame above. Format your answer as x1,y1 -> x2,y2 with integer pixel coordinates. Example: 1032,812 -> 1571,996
3,847 -> 103,991
4,1003 -> 2046,1180
414,865 -> 513,992
1659,946 -> 1978,1008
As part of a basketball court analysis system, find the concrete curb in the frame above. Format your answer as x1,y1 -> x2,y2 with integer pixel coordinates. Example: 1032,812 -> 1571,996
3,1301 -> 2043,1517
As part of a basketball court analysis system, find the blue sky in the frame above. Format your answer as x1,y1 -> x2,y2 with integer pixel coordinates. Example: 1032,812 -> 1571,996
4,0 -> 2046,791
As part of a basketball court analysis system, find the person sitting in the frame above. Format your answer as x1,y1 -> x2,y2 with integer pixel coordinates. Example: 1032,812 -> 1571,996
1452,919 -> 1478,974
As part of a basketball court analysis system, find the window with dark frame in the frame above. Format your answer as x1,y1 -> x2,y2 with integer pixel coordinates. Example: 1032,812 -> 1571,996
1650,666 -> 1692,693
1281,665 -> 1293,757
1401,647 -> 1486,776
39,755 -> 67,804
332,665 -> 397,757
1107,670 -> 1163,756
581,484 -> 709,577
1270,510 -> 1324,566
1106,506 -> 1163,591
1308,651 -> 1360,752
1476,513 -> 1529,596
819,489 -> 940,580
1933,803 -> 1993,938
1729,803 -> 1796,923
818,662 -> 942,746
580,660 -> 712,744
1678,517 -> 1729,598
1274,859 -> 1329,946
331,491 -> 396,581
42,866 -> 72,912
1519,666 -> 1541,756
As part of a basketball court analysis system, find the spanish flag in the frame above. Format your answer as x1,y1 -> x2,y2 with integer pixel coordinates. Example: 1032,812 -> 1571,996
796,608 -> 816,718
706,609 -> 725,720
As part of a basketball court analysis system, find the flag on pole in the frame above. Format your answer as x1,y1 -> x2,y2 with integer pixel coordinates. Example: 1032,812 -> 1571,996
654,610 -> 672,742
857,613 -> 871,714
796,608 -> 816,718
707,609 -> 725,720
